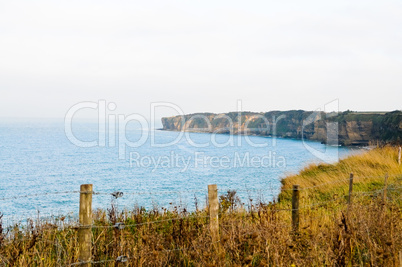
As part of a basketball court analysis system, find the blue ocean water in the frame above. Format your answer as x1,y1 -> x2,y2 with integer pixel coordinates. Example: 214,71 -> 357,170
0,120 -> 357,224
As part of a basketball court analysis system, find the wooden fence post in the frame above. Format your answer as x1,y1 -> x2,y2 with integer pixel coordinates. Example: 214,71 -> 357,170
398,147 -> 401,165
399,250 -> 402,267
78,184 -> 93,266
292,185 -> 299,233
208,184 -> 219,247
383,173 -> 388,204
347,173 -> 354,216
348,173 -> 354,205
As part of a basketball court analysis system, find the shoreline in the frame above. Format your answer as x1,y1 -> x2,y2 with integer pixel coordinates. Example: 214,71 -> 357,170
158,128 -> 372,148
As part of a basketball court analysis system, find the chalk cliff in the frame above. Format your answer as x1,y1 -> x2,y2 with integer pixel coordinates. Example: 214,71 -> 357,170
161,110 -> 402,146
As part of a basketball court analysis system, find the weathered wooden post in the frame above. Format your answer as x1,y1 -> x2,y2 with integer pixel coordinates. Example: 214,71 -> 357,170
208,184 -> 219,247
292,185 -> 299,233
399,250 -> 402,267
347,173 -> 354,216
383,173 -> 388,204
398,147 -> 401,165
348,173 -> 354,205
78,184 -> 93,266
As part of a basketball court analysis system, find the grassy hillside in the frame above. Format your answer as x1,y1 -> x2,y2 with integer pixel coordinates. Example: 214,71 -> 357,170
279,146 -> 402,203
0,147 -> 401,266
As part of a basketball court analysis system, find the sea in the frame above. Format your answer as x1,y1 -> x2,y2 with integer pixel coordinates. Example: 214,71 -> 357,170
0,119 -> 358,225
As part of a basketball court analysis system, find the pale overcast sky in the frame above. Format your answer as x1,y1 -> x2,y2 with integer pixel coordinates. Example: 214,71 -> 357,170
0,0 -> 401,119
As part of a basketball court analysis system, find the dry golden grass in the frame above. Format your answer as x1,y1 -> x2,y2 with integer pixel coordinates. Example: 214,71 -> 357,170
0,146 -> 401,266
279,146 -> 402,203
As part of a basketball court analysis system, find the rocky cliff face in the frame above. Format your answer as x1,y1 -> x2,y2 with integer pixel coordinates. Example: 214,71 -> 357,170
161,110 -> 402,146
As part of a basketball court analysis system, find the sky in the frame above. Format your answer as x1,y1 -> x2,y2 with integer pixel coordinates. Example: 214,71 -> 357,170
0,0 -> 401,120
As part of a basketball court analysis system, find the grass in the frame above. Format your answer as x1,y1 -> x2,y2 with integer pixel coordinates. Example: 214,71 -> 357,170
279,146 -> 402,203
0,146 -> 401,266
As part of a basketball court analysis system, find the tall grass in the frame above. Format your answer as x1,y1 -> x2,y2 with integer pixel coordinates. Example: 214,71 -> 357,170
0,146 -> 401,266
279,146 -> 402,203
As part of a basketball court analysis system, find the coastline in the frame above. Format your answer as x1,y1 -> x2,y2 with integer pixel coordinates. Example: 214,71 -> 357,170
161,110 -> 402,147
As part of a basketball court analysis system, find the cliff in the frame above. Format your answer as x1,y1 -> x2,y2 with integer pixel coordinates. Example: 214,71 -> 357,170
161,110 -> 402,146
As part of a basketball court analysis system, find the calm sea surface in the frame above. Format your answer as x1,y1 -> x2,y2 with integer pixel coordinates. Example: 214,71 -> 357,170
0,120 -> 358,224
